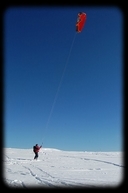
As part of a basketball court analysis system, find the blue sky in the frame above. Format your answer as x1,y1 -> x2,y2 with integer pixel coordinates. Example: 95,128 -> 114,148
4,6 -> 123,151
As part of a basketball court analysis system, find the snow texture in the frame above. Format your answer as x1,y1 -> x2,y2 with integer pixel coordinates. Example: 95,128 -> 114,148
3,148 -> 124,188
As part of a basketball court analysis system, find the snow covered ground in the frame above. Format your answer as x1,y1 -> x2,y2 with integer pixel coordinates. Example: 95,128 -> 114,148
3,148 -> 124,188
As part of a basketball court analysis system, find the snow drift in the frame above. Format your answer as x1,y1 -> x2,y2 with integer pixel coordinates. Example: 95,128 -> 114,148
3,148 -> 124,188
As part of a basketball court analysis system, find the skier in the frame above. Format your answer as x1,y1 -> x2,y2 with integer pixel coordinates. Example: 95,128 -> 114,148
33,144 -> 42,160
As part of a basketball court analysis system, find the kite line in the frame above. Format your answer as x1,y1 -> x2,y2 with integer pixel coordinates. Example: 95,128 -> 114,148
41,32 -> 77,144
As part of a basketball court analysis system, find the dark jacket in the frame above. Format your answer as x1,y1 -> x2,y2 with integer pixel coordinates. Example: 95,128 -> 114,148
33,145 -> 42,153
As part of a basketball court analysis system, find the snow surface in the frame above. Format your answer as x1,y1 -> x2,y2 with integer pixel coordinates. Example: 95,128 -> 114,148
3,148 -> 124,188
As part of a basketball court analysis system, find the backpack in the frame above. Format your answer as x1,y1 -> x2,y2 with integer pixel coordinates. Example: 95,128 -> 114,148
33,146 -> 36,152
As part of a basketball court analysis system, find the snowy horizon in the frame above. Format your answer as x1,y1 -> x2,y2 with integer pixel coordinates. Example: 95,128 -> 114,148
3,147 -> 124,188
3,147 -> 124,152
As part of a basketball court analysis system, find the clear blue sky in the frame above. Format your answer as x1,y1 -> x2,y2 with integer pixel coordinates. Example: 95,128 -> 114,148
4,6 -> 123,151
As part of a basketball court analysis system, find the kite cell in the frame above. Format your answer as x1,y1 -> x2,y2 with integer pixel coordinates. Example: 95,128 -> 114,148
76,12 -> 86,33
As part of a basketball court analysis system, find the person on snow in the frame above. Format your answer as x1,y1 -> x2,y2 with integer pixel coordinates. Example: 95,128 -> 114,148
33,144 -> 42,160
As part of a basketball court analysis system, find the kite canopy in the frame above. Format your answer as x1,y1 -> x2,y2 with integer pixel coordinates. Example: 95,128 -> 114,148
76,12 -> 86,33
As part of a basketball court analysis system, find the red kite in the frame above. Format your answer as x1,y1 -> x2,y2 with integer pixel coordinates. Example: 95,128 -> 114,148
76,12 -> 87,33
